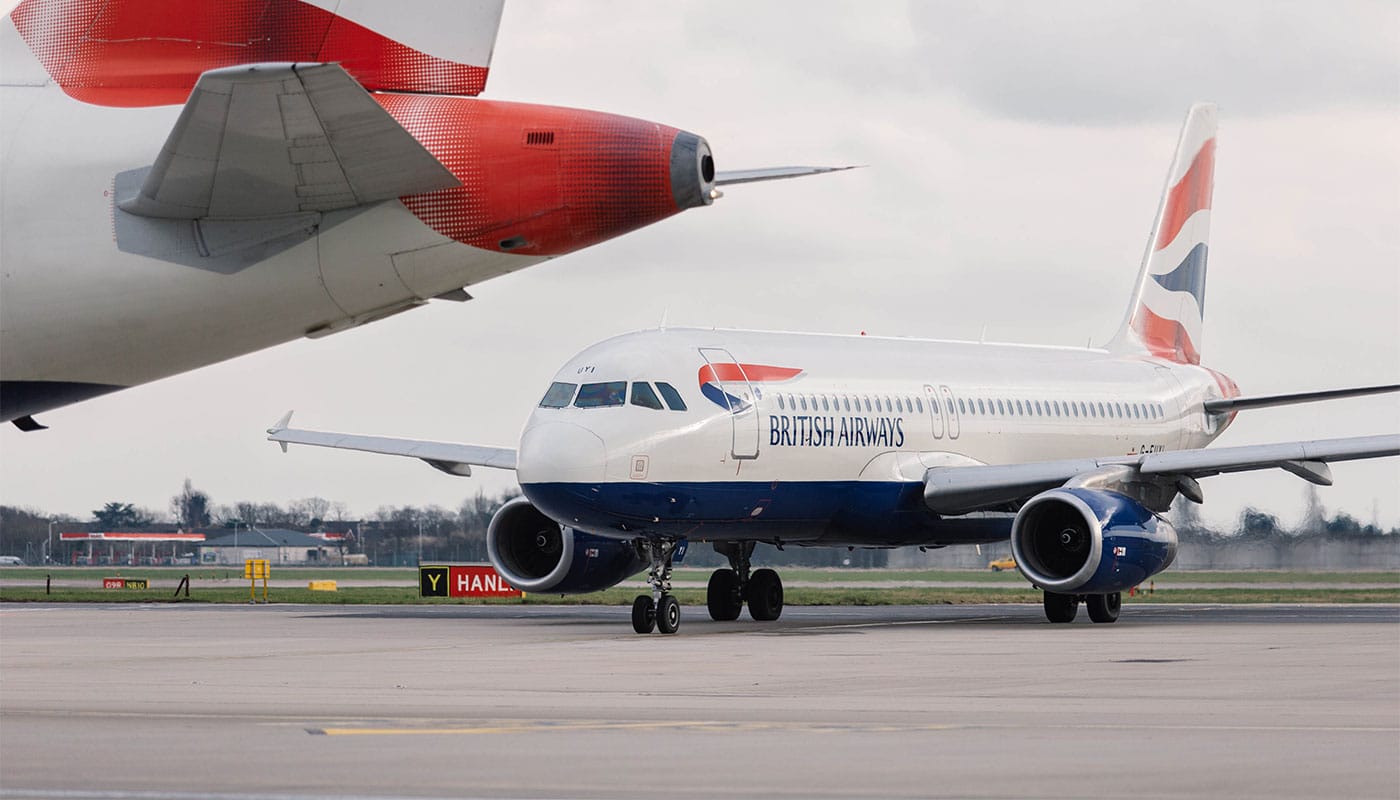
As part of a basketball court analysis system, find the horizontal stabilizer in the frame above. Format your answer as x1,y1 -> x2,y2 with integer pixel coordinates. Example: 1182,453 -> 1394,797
1203,384 -> 1399,414
267,415 -> 516,476
119,63 -> 459,220
714,165 -> 860,186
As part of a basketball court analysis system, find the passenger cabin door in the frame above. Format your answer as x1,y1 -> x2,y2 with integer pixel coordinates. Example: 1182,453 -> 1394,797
940,385 -> 961,439
924,384 -> 945,439
698,348 -> 760,459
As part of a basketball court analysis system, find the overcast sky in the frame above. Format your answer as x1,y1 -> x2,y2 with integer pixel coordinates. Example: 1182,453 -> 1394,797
1,0 -> 1397,532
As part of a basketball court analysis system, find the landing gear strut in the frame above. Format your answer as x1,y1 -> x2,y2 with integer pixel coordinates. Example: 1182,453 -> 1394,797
633,538 -> 681,634
1043,590 -> 1121,624
709,542 -> 783,622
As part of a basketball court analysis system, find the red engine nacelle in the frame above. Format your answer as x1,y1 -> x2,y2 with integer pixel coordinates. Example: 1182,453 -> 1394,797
379,96 -> 716,257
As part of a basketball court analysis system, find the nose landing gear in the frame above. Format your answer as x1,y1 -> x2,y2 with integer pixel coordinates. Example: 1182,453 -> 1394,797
632,538 -> 681,634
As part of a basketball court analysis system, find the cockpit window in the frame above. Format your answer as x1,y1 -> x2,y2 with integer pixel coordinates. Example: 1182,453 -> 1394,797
574,381 -> 627,408
630,382 -> 664,410
656,382 -> 687,411
539,381 -> 577,408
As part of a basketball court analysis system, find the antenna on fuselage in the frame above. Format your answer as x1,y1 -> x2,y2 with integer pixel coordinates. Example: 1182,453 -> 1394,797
659,308 -> 669,331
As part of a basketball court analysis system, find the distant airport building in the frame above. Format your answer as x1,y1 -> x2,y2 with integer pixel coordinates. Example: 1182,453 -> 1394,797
59,531 -> 206,566
198,529 -> 333,566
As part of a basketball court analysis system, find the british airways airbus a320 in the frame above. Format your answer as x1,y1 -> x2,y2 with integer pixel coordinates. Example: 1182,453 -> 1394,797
270,105 -> 1399,634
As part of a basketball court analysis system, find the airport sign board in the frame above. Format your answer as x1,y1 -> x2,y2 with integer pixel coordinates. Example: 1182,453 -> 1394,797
419,565 -> 522,598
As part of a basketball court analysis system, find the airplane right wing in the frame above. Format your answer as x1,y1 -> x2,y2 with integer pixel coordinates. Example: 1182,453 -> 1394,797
266,413 -> 516,477
923,434 -> 1400,515
118,63 -> 459,220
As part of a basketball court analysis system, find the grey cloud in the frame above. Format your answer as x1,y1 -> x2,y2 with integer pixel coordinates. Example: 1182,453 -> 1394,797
907,0 -> 1399,124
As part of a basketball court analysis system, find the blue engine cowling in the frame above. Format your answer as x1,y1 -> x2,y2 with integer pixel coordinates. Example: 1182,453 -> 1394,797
1010,488 -> 1177,595
486,497 -> 647,594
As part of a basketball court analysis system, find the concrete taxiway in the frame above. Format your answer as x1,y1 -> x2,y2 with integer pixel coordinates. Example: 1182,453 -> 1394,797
2,603 -> 1397,799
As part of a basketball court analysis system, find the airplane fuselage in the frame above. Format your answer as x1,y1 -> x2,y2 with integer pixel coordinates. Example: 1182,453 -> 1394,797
515,328 -> 1239,547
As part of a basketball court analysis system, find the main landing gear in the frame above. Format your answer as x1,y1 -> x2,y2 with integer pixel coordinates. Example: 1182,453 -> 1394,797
1043,590 -> 1121,624
707,542 -> 784,623
632,538 -> 682,634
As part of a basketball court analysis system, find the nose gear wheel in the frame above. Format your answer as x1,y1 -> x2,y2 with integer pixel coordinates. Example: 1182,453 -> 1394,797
632,538 -> 680,634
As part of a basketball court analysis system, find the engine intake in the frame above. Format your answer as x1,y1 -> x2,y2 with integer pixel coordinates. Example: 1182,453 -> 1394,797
1010,488 -> 1177,595
486,497 -> 646,594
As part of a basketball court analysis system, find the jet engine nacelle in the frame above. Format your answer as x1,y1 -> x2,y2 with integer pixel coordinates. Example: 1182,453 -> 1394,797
486,497 -> 647,594
1010,488 -> 1177,595
377,96 -> 717,257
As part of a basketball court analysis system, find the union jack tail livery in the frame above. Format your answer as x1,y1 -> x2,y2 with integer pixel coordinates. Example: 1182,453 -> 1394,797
1109,103 -> 1217,365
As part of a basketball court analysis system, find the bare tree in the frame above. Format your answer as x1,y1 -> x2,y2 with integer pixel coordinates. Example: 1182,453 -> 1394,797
170,478 -> 212,530
289,497 -> 333,528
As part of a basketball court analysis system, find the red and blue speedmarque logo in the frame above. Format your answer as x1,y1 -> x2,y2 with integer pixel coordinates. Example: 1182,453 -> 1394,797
697,363 -> 803,411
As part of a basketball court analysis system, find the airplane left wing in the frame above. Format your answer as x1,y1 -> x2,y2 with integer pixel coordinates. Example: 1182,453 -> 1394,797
266,412 -> 515,477
924,434 -> 1400,515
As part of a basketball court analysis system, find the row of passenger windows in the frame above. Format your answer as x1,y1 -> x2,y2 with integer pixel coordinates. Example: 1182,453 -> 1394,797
770,389 -> 1166,422
958,396 -> 1165,421
539,381 -> 688,411
541,378 -> 1166,423
773,390 -> 919,415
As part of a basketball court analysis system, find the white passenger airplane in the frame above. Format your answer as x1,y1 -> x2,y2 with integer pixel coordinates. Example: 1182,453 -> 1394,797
269,104 -> 1399,633
0,0 -> 846,429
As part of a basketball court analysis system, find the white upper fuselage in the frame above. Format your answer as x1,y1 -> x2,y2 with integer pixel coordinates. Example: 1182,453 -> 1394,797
513,327 -> 1236,544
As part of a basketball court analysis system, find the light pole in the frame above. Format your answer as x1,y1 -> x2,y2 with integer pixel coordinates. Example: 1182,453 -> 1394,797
417,518 -> 424,566
47,519 -> 56,564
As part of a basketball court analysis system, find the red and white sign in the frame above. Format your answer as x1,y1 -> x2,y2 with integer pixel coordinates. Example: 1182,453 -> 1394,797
450,565 -> 521,598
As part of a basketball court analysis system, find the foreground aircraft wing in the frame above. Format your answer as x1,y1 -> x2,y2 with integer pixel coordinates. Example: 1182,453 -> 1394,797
119,63 -> 459,220
713,166 -> 861,186
924,434 -> 1400,515
266,413 -> 515,477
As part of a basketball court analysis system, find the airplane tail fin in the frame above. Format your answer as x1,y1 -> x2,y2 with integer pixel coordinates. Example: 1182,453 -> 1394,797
1107,103 -> 1217,365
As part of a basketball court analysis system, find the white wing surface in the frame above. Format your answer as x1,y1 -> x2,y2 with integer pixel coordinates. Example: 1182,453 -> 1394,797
266,413 -> 515,477
924,434 -> 1400,515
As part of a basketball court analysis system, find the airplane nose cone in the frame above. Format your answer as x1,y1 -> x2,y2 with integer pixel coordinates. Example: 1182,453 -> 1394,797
517,422 -> 607,484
